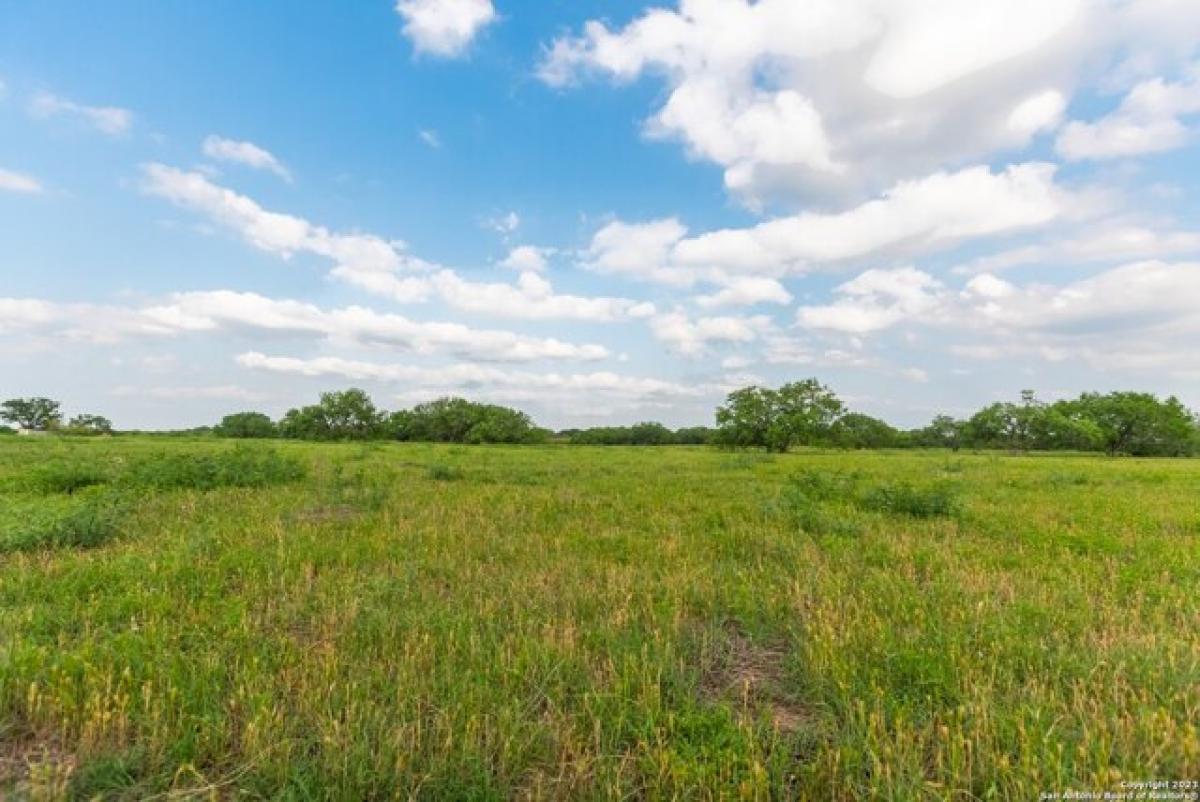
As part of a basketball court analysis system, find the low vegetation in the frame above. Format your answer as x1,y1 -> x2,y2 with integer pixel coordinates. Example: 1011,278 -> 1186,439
1,438 -> 1197,798
6,381 -> 1198,456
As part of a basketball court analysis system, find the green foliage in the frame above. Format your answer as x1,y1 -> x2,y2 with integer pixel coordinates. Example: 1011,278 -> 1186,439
0,490 -> 127,552
392,397 -> 544,444
1059,392 -> 1196,456
215,411 -> 277,439
1,396 -> 62,431
121,447 -> 306,490
20,459 -> 111,494
65,413 -> 114,435
829,412 -> 900,449
911,414 -> 966,450
673,426 -> 715,445
860,481 -> 959,518
1,439 -> 1198,797
567,421 -> 688,445
426,463 -> 465,481
715,379 -> 843,452
279,388 -> 383,441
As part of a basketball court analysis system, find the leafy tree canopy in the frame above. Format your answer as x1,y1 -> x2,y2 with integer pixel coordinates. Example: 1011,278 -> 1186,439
1,397 -> 62,431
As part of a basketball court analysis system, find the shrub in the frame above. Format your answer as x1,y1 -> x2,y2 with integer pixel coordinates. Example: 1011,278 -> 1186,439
215,411 -> 276,438
426,463 -> 465,481
122,447 -> 306,491
859,481 -> 958,518
0,491 -> 127,552
786,469 -> 859,502
20,459 -> 111,494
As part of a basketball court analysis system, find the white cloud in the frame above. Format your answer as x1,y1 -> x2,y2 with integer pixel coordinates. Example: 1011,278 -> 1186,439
485,210 -> 520,234
791,259 -> 1200,377
584,164 -> 1066,289
141,164 -> 652,321
140,163 -> 438,294
797,267 -> 944,334
694,277 -> 792,308
237,351 -> 704,407
201,136 -> 292,181
0,168 -> 43,194
862,0 -> 1080,99
540,0 -> 1095,204
498,244 -> 551,272
1,290 -> 613,363
112,384 -> 265,401
418,129 -> 442,148
1057,64 -> 1200,159
952,223 -> 1200,274
396,0 -> 496,58
1007,89 -> 1067,138
582,218 -> 692,285
649,310 -> 771,356
430,270 -> 653,322
29,91 -> 132,135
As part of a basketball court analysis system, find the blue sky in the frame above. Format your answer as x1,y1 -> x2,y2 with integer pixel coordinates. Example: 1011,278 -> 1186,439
3,0 -> 1200,430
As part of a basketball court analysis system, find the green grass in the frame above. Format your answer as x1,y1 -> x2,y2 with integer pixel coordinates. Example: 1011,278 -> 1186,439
0,438 -> 1197,799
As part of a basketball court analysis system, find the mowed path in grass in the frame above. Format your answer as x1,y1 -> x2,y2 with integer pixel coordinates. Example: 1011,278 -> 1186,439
1,439 -> 1197,799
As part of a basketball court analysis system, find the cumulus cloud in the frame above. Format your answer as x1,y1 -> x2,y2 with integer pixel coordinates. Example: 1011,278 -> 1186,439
396,0 -> 496,58
791,259 -> 1200,377
429,270 -> 655,322
141,164 -> 650,321
540,0 -> 1200,205
540,0 -> 1095,203
29,91 -> 132,135
649,310 -> 772,356
797,267 -> 944,334
498,244 -> 550,272
1057,63 -> 1200,159
202,135 -> 292,181
952,224 -> 1200,274
583,163 -> 1066,292
693,277 -> 792,308
0,168 -> 43,194
0,290 -> 613,363
1007,89 -> 1067,138
237,351 -> 705,410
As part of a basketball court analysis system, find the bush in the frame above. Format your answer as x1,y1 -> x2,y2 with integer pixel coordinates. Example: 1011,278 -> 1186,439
859,481 -> 958,518
0,491 -> 127,552
215,411 -> 276,438
426,463 -> 465,481
122,447 -> 306,491
20,460 -> 111,494
393,397 -> 543,444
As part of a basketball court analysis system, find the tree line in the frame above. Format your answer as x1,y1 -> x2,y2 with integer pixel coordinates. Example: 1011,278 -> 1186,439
5,381 -> 1199,456
0,397 -> 112,435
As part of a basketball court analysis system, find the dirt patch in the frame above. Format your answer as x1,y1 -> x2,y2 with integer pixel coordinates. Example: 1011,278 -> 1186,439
0,729 -> 75,798
700,621 -> 813,735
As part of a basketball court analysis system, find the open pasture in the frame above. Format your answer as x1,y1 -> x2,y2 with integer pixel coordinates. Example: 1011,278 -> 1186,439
1,438 -> 1197,799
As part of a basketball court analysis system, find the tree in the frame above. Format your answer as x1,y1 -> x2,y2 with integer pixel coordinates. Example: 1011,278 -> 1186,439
390,397 -> 543,443
278,388 -> 383,440
1,397 -> 62,431
1063,392 -> 1196,456
629,421 -> 674,445
66,414 -> 113,435
914,415 -> 966,450
830,413 -> 899,449
673,426 -> 714,445
715,379 -> 843,452
215,411 -> 276,439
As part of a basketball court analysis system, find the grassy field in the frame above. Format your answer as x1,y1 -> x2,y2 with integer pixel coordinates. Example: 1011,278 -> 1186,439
0,438 -> 1197,800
